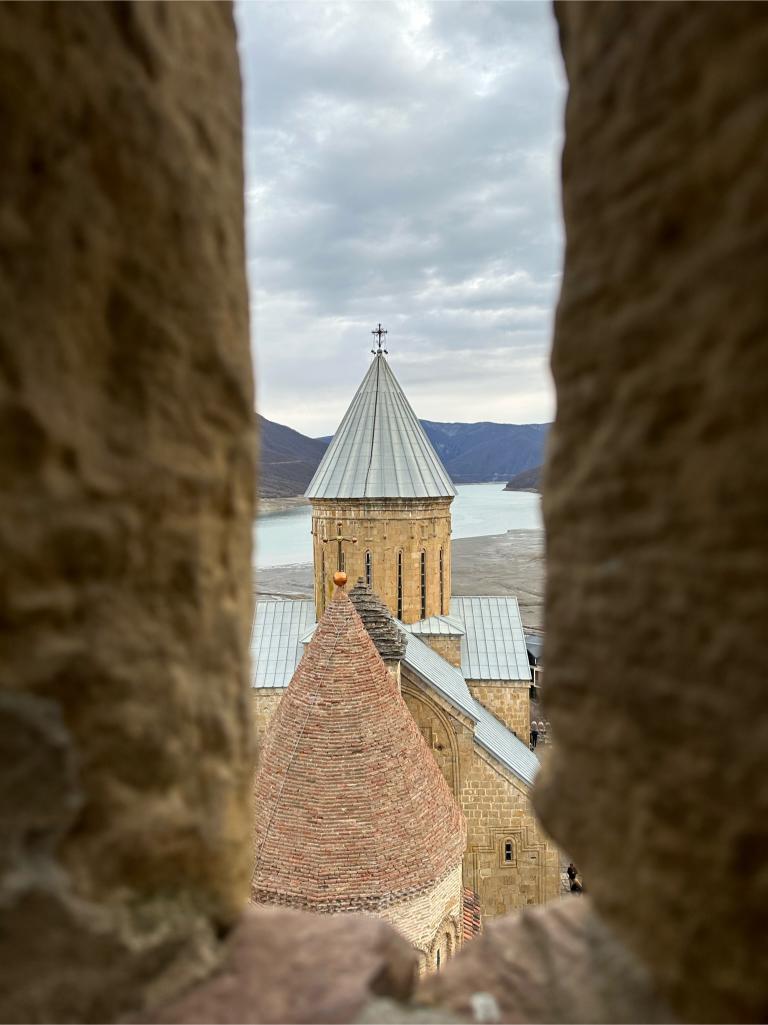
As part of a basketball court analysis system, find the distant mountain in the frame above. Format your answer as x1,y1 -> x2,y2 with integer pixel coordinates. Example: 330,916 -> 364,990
258,415 -> 329,498
421,421 -> 549,484
504,465 -> 542,492
259,416 -> 550,496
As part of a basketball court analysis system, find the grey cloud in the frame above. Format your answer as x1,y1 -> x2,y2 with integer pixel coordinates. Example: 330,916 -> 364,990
237,1 -> 565,435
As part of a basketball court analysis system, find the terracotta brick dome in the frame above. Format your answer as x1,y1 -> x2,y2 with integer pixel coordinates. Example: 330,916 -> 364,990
252,585 -> 466,913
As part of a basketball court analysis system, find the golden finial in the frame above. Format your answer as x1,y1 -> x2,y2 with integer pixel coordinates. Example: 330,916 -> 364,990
334,571 -> 348,587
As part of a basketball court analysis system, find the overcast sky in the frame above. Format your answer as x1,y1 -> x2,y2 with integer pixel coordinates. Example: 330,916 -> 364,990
236,1 -> 565,437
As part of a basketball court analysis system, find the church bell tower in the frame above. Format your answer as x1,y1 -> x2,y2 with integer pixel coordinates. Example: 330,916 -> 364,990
305,325 -> 456,623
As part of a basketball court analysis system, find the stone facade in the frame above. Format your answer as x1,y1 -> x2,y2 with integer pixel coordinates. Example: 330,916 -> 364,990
252,689 -> 283,758
466,681 -> 531,741
378,864 -> 463,973
401,673 -> 560,921
418,633 -> 462,667
311,498 -> 452,622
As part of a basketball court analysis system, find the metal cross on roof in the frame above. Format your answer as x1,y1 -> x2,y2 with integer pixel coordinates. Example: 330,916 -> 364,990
321,521 -> 358,571
371,323 -> 388,355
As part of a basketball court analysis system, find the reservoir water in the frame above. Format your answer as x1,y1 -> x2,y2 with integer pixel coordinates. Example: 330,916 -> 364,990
254,483 -> 542,568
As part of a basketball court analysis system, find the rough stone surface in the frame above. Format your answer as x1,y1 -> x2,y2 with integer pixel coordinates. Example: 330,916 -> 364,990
311,499 -> 452,623
0,3 -> 255,1020
534,4 -> 768,1022
152,906 -> 418,1025
419,897 -> 674,1024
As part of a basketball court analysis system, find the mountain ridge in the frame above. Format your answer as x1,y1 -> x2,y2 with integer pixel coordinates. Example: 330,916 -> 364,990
261,414 -> 550,496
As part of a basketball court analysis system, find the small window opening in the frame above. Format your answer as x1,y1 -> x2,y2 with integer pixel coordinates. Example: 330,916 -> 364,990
396,550 -> 403,620
436,949 -> 441,971
420,550 -> 427,619
504,840 -> 513,863
320,549 -> 326,612
339,549 -> 345,572
439,546 -> 444,614
365,549 -> 372,587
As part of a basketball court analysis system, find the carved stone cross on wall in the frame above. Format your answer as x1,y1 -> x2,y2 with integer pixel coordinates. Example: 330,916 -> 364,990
321,522 -> 358,571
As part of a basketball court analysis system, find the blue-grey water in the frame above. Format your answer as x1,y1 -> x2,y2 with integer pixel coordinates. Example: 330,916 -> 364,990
254,483 -> 541,569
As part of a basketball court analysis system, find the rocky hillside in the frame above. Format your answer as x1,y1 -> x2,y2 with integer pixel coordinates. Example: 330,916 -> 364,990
263,416 -> 550,495
504,465 -> 542,492
258,415 -> 329,498
421,421 -> 549,484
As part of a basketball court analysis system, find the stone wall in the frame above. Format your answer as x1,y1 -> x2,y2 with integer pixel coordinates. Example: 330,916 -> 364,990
467,681 -> 530,741
311,499 -> 452,622
419,634 -> 462,667
402,672 -> 560,920
0,4 -> 255,1021
377,863 -> 463,971
531,4 -> 768,1022
251,689 -> 284,758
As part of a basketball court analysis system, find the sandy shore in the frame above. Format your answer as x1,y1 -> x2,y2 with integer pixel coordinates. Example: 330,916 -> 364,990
254,528 -> 545,630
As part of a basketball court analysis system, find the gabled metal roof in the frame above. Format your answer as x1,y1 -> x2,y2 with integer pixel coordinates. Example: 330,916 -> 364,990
251,600 -> 315,688
401,628 -> 539,787
251,599 -> 539,787
450,596 -> 531,682
401,631 -> 478,722
406,613 -> 466,637
305,353 -> 456,500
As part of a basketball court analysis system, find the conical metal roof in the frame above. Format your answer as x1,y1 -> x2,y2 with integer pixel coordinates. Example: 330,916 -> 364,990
305,353 -> 456,500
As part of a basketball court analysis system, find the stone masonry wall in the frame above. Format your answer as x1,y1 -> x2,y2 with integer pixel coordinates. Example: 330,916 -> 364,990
377,863 -> 463,970
311,499 -> 452,622
0,4 -> 255,1021
402,671 -> 560,920
419,634 -> 462,667
467,681 -> 530,741
530,4 -> 768,1022
252,690 -> 284,761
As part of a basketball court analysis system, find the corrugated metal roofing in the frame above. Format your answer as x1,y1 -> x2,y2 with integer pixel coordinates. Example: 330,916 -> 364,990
401,628 -> 538,787
405,614 -> 465,637
450,596 -> 531,682
401,631 -> 478,722
305,353 -> 456,500
251,599 -> 539,787
251,600 -> 315,688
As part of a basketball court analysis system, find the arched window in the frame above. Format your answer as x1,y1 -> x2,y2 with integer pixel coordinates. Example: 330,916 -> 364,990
439,546 -> 444,614
420,550 -> 427,619
396,550 -> 403,620
365,549 -> 372,587
503,838 -> 515,864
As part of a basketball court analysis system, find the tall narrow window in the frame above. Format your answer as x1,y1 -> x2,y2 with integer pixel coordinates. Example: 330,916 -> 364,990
320,549 -> 325,613
504,840 -> 514,863
439,546 -> 444,614
396,550 -> 403,620
420,550 -> 427,619
339,549 -> 345,573
365,549 -> 372,587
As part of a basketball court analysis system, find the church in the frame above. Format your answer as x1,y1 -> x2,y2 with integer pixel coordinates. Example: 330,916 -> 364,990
251,329 -> 560,963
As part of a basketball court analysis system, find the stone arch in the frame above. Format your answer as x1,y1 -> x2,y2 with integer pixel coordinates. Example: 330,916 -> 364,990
427,913 -> 461,972
400,679 -> 460,797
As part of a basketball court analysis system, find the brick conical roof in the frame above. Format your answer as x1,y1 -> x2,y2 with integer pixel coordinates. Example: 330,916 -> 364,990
252,586 -> 466,912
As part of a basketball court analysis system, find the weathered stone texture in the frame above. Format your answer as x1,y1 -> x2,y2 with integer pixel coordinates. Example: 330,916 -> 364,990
419,897 -> 674,1024
378,864 -> 463,971
311,499 -> 452,622
402,674 -> 560,921
0,3 -> 255,1020
466,681 -> 530,741
418,634 -> 462,668
153,906 -> 418,1025
533,4 -> 768,1022
252,688 -> 283,758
